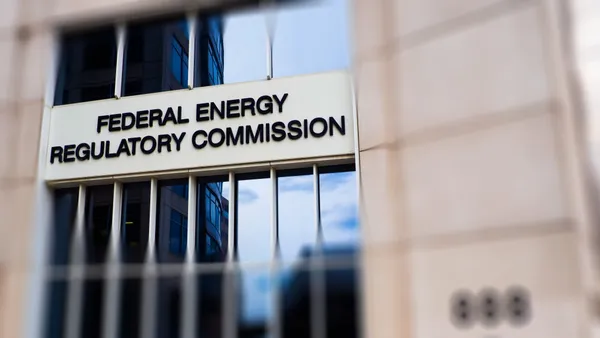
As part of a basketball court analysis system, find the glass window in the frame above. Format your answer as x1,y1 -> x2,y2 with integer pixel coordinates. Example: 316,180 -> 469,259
278,168 -> 316,263
123,17 -> 188,96
50,188 -> 78,266
196,177 -> 228,263
195,14 -> 227,86
55,27 -> 116,105
238,268 -> 272,337
121,182 -> 151,263
84,185 -> 114,264
156,180 -> 189,263
236,173 -> 270,263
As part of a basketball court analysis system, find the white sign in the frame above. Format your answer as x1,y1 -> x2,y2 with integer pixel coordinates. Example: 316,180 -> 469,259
44,71 -> 354,181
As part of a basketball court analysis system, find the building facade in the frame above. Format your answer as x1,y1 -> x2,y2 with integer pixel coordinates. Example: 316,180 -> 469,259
0,0 -> 599,338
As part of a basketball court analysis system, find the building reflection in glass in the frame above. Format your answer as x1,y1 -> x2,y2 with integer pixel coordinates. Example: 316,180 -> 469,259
196,177 -> 228,263
54,27 -> 117,105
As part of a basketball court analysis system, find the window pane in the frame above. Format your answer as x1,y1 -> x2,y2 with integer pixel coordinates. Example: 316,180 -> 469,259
272,0 -> 350,77
44,280 -> 68,338
121,182 -> 150,263
281,264 -> 311,338
50,188 -> 78,266
81,279 -> 104,338
236,174 -> 270,263
195,269 -> 225,338
195,13 -> 227,86
156,180 -> 188,263
156,276 -> 182,338
55,27 -> 116,105
85,184 -> 114,264
124,17 -> 188,96
238,268 -> 272,337
196,177 -> 228,263
278,169 -> 315,263
325,264 -> 360,338
118,277 -> 142,338
319,169 -> 359,248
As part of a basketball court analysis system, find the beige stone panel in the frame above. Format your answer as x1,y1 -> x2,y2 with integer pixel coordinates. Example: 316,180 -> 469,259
18,30 -> 52,102
410,231 -> 583,338
402,113 -> 567,238
0,109 -> 18,179
0,0 -> 19,30
0,183 -> 35,266
359,148 -> 403,245
353,0 -> 388,60
361,248 -> 411,338
398,5 -> 549,136
0,36 -> 17,102
355,57 -> 390,150
394,0 -> 501,37
15,100 -> 44,180
0,269 -> 28,338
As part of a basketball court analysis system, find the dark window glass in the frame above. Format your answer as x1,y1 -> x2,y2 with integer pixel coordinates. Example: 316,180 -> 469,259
156,180 -> 188,263
50,188 -> 78,266
195,14 -> 224,87
84,184 -> 113,264
196,177 -> 227,263
121,182 -> 150,263
118,277 -> 142,338
325,264 -> 360,338
281,265 -> 311,338
124,17 -> 188,96
195,269 -> 225,338
81,279 -> 104,338
44,281 -> 68,338
55,27 -> 116,105
156,276 -> 181,338
169,209 -> 187,255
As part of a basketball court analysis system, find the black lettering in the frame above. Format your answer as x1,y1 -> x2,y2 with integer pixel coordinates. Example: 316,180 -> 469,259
303,119 -> 309,138
50,146 -> 63,164
196,103 -> 209,122
128,137 -> 141,155
108,114 -> 121,132
162,108 -> 177,126
246,124 -> 264,144
240,98 -> 255,117
209,128 -> 225,148
116,138 -> 132,157
271,122 -> 286,141
256,95 -> 273,115
136,110 -> 149,129
75,143 -> 90,161
97,115 -> 109,133
226,126 -> 244,146
63,144 -> 76,162
105,141 -> 118,158
329,116 -> 346,136
177,106 -> 189,124
310,117 -> 328,138
150,109 -> 163,127
226,99 -> 240,118
140,136 -> 157,155
192,130 -> 208,149
91,141 -> 105,160
157,134 -> 172,153
287,120 -> 302,140
172,132 -> 186,151
122,112 -> 135,131
210,102 -> 225,120
273,93 -> 288,113
265,123 -> 270,142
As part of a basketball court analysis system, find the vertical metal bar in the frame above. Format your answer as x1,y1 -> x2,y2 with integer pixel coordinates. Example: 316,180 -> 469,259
182,175 -> 197,338
187,13 -> 197,89
222,171 -> 237,338
141,178 -> 158,338
270,167 -> 281,338
65,184 -> 87,338
227,172 -> 235,263
266,33 -> 273,80
102,182 -> 123,338
114,23 -> 126,98
311,165 -> 325,338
